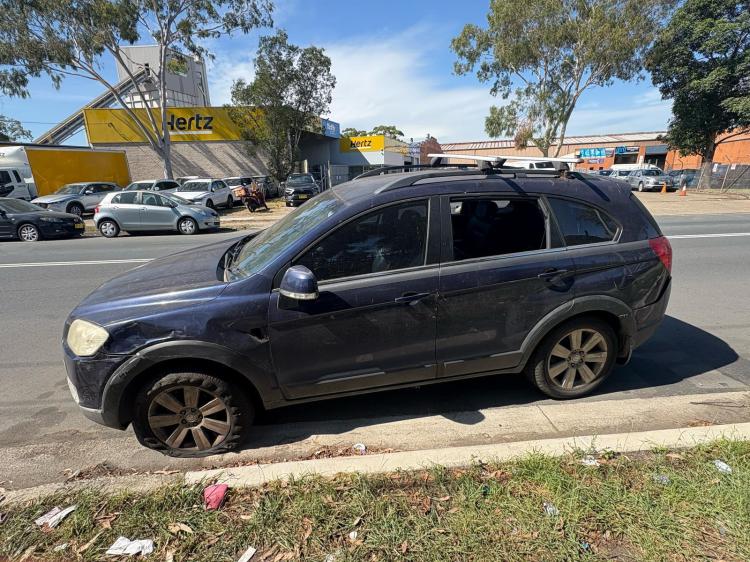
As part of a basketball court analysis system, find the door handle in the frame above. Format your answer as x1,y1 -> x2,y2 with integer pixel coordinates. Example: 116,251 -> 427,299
394,292 -> 431,304
538,268 -> 570,280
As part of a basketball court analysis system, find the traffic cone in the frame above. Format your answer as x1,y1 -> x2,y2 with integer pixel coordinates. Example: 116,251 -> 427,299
679,185 -> 687,197
661,182 -> 667,193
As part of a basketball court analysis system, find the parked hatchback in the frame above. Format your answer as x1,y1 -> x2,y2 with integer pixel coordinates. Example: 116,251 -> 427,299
94,191 -> 220,237
64,157 -> 671,457
283,173 -> 319,206
31,182 -> 120,216
124,179 -> 180,193
175,179 -> 233,209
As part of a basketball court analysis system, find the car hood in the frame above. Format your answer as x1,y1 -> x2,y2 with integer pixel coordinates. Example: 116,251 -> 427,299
175,191 -> 209,200
70,237 -> 239,326
32,194 -> 77,203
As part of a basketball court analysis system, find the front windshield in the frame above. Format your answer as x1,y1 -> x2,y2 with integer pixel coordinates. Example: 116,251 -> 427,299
287,175 -> 314,186
642,170 -> 660,176
228,191 -> 344,280
177,181 -> 210,192
0,199 -> 42,213
126,181 -> 153,191
55,184 -> 84,194
163,193 -> 190,205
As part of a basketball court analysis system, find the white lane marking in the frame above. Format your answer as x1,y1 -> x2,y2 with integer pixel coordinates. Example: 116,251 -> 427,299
0,258 -> 152,269
668,232 -> 750,240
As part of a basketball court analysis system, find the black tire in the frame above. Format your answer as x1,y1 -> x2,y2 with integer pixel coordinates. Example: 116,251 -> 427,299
226,195 -> 233,208
177,216 -> 198,235
637,182 -> 645,192
67,202 -> 84,217
205,199 -> 215,210
132,371 -> 253,458
524,317 -> 617,399
17,223 -> 40,242
98,219 -> 120,238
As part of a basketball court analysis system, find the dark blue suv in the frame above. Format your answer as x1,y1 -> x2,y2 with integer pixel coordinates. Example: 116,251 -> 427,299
63,157 -> 672,457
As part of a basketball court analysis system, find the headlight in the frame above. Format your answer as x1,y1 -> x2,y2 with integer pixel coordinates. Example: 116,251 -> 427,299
40,217 -> 64,223
67,319 -> 109,356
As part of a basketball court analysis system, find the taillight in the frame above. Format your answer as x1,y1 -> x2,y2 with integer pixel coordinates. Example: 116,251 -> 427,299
94,206 -> 100,214
649,236 -> 672,273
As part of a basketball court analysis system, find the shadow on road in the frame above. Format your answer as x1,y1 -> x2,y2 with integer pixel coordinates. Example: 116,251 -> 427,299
245,315 -> 740,451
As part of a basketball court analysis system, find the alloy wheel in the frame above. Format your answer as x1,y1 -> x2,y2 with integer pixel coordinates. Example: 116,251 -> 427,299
18,224 -> 39,241
147,385 -> 231,451
68,204 -> 83,217
546,328 -> 609,390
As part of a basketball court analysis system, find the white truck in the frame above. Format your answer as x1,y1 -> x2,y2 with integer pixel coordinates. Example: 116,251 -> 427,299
0,145 -> 130,200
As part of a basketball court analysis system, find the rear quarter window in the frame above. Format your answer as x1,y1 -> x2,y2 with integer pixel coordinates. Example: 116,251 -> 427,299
548,198 -> 620,246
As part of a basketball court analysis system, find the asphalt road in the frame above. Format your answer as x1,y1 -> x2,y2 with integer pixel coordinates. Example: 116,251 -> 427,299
2,214 -> 750,489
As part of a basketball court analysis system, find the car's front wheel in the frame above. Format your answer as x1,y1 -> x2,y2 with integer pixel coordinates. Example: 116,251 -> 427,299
177,217 -> 198,235
226,195 -> 233,208
525,317 -> 617,399
205,199 -> 215,210
132,371 -> 253,457
67,202 -> 84,217
637,182 -> 645,192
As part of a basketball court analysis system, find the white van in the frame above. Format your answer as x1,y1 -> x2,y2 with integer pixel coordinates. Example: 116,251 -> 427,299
609,163 -> 661,181
0,147 -> 36,199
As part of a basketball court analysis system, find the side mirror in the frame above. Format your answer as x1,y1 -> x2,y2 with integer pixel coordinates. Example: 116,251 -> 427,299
84,189 -> 93,195
279,265 -> 318,301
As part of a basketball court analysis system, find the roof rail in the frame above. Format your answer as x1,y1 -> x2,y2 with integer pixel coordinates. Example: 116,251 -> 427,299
428,153 -> 583,171
353,163 -> 473,180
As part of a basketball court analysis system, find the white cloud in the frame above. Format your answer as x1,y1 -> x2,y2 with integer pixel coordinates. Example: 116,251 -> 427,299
207,27 -> 673,144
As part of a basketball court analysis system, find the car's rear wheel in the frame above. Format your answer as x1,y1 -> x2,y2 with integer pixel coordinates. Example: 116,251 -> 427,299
67,202 -> 84,217
637,182 -> 645,192
132,371 -> 253,457
98,219 -> 120,238
177,217 -> 198,235
226,195 -> 233,208
18,223 -> 40,242
525,317 -> 617,399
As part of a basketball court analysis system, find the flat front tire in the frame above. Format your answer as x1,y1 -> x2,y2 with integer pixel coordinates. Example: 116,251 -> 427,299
132,371 -> 253,458
525,317 -> 617,399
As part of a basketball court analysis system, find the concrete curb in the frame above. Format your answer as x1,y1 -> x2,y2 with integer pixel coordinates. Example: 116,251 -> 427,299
185,422 -> 750,488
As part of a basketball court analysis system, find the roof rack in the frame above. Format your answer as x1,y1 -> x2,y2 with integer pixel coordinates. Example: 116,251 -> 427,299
353,163 -> 473,180
427,153 -> 583,171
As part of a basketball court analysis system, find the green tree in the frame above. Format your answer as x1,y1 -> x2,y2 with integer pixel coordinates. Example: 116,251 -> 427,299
369,125 -> 404,139
341,127 -> 367,137
646,0 -> 750,186
0,115 -> 32,142
230,30 -> 335,182
452,0 -> 673,156
0,0 -> 272,178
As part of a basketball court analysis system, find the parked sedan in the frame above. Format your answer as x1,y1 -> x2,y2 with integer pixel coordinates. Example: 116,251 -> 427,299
626,169 -> 675,192
253,175 -> 281,198
95,191 -> 220,237
124,179 -> 180,193
0,197 -> 85,241
174,179 -> 234,209
31,182 -> 120,216
669,168 -> 700,188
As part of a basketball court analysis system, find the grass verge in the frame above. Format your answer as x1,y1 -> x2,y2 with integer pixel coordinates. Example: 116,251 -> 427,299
1,440 -> 749,561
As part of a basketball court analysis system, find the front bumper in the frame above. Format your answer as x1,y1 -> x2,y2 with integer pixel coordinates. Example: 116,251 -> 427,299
40,221 -> 85,237
200,217 -> 221,230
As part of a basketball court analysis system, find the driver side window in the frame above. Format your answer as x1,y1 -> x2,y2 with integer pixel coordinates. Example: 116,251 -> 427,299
295,200 -> 429,282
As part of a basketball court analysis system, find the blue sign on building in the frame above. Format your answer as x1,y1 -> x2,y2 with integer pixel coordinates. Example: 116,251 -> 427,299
580,147 -> 606,158
321,118 -> 340,138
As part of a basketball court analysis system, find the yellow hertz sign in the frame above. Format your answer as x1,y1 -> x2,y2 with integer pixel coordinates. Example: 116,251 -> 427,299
84,107 -> 243,144
340,135 -> 385,153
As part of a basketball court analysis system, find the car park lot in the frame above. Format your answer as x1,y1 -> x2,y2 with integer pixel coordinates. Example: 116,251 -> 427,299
2,210 -> 750,489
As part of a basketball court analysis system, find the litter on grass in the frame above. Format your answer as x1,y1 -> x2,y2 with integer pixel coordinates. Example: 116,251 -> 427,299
53,543 -> 69,552
713,460 -> 732,474
105,536 -> 154,556
34,505 -> 76,529
352,443 -> 367,454
653,474 -> 671,485
203,483 -> 229,510
236,545 -> 257,562
581,456 -> 600,467
543,502 -> 559,517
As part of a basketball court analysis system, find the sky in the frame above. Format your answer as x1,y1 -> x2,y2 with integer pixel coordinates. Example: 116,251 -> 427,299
0,0 -> 674,144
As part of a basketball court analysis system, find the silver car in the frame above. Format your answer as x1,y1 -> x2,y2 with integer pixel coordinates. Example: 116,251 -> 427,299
174,178 -> 234,209
124,179 -> 180,193
626,169 -> 675,192
94,190 -> 220,237
31,182 -> 120,217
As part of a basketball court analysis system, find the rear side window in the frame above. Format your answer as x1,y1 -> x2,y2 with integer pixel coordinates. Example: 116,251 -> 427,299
112,192 -> 138,204
449,197 -> 547,261
0,171 -> 11,184
548,198 -> 619,246
295,200 -> 429,281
